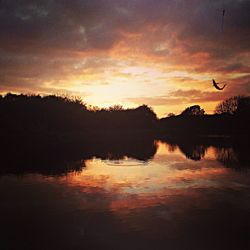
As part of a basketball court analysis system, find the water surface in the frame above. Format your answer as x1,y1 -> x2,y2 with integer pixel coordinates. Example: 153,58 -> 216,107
1,141 -> 250,250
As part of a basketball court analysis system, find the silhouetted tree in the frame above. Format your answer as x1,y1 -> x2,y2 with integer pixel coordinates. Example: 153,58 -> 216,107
215,96 -> 250,116
0,93 -> 89,134
237,96 -> 250,116
132,105 -> 157,128
181,105 -> 205,116
108,105 -> 123,111
215,96 -> 239,114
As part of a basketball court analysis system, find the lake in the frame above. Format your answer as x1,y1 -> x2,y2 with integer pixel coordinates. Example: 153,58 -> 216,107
0,140 -> 250,250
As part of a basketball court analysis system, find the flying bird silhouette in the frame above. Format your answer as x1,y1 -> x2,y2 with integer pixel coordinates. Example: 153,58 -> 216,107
212,79 -> 226,90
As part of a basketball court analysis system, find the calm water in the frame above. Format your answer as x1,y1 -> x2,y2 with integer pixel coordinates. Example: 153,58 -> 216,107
1,141 -> 250,250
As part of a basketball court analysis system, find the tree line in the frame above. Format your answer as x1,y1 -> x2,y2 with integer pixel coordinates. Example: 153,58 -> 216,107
160,96 -> 250,135
0,93 -> 249,136
0,93 -> 157,135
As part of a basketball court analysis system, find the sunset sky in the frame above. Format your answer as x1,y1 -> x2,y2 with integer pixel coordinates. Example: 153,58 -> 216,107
0,0 -> 249,117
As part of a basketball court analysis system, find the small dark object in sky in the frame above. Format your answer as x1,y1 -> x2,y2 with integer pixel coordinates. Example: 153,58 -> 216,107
212,79 -> 226,90
221,8 -> 225,32
217,7 -> 226,32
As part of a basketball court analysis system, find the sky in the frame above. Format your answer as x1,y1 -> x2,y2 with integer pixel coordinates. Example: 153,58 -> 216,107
0,0 -> 250,117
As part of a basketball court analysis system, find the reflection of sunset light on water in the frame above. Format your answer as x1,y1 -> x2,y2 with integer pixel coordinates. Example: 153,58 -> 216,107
57,142 -> 229,211
1,139 -> 249,249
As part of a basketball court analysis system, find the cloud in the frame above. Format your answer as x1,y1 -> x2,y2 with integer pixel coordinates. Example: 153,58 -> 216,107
0,0 -> 250,115
127,89 -> 226,106
1,0 -> 249,55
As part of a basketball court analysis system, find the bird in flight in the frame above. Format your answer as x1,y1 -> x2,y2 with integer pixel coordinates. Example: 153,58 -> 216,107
212,79 -> 226,90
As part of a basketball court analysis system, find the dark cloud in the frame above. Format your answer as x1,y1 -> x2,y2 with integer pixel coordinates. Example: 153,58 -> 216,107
0,0 -> 118,52
217,63 -> 250,73
1,0 -> 249,53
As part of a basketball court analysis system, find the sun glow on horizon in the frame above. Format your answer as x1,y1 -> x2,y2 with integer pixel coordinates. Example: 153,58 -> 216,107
1,1 -> 249,117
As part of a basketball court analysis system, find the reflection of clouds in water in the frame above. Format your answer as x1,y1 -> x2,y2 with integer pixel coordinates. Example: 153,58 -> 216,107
9,141 -> 248,213
60,142 -> 230,210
